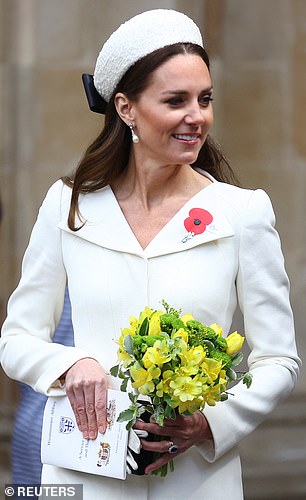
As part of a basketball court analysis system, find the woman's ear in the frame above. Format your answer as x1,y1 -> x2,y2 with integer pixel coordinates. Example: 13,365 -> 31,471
114,92 -> 134,124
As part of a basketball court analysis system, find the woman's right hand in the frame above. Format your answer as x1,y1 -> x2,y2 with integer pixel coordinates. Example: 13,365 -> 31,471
64,358 -> 108,440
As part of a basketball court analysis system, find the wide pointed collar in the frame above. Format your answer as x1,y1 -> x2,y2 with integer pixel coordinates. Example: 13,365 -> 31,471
58,182 -> 234,258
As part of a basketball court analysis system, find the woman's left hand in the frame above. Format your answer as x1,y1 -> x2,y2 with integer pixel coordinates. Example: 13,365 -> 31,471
134,410 -> 213,475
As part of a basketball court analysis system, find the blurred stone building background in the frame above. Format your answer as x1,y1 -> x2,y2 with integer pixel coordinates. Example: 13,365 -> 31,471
0,0 -> 305,498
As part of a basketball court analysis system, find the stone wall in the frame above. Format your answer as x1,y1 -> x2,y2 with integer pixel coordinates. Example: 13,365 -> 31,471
0,1 -> 305,498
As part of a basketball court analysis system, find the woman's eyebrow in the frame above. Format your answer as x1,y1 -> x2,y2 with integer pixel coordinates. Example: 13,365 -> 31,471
161,87 -> 213,96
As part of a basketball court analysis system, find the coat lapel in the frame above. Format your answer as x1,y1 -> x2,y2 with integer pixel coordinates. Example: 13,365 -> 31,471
58,183 -> 235,258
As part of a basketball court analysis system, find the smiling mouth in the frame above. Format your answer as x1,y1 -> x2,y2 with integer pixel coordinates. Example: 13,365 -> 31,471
173,134 -> 200,142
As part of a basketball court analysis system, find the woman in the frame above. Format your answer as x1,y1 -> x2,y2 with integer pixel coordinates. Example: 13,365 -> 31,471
0,9 -> 300,500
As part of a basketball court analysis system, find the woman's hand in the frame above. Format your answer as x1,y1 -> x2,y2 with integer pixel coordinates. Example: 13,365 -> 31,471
63,358 -> 108,440
134,411 -> 213,475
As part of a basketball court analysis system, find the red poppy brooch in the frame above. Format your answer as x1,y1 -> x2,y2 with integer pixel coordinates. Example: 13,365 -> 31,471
182,208 -> 213,243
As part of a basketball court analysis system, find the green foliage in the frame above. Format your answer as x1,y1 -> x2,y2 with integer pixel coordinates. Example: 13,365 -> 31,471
160,314 -> 185,334
139,317 -> 149,336
161,299 -> 182,317
243,372 -> 253,388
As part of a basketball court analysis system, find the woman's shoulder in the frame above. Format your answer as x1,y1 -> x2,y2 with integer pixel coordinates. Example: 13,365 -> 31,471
213,180 -> 272,211
42,179 -> 68,202
41,179 -> 73,209
212,181 -> 276,231
198,169 -> 271,208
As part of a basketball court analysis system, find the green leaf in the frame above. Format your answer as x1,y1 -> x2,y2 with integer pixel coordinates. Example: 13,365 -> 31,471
124,334 -> 134,355
152,395 -> 161,406
163,393 -> 173,406
128,392 -> 137,404
117,408 -> 136,422
126,418 -> 136,431
231,352 -> 244,367
120,377 -> 129,392
243,372 -> 253,388
110,364 -> 119,377
139,317 -> 149,336
227,367 -> 237,381
164,404 -> 176,420
202,340 -> 215,351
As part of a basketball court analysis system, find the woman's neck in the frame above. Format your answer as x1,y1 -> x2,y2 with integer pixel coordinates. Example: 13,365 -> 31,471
111,158 -> 209,212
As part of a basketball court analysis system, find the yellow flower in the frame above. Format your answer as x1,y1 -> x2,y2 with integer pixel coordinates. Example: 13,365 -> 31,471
179,346 -> 205,376
117,328 -> 135,363
117,349 -> 132,363
210,323 -> 223,337
139,306 -> 153,324
129,316 -> 139,331
204,385 -> 222,406
218,369 -> 227,389
170,376 -> 203,402
201,357 -> 222,382
172,396 -> 203,414
172,327 -> 189,343
142,340 -> 171,368
130,362 -> 161,395
156,369 -> 174,397
181,313 -> 194,325
226,331 -> 244,355
148,310 -> 163,336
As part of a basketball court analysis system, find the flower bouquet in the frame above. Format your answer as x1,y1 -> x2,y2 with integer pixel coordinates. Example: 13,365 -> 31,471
110,301 -> 252,476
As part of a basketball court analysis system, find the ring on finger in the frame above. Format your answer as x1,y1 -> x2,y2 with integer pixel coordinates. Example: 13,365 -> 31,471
168,441 -> 179,454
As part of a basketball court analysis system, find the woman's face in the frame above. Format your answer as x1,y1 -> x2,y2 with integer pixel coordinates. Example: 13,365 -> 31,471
130,53 -> 213,167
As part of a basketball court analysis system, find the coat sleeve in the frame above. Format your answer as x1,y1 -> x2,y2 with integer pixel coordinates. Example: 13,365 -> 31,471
0,180 -> 96,395
198,188 -> 301,462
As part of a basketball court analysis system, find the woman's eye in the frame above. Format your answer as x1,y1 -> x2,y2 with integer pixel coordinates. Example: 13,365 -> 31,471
166,94 -> 213,107
167,97 -> 184,106
200,95 -> 213,107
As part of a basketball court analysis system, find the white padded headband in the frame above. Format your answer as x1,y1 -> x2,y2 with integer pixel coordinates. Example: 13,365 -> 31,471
93,9 -> 203,102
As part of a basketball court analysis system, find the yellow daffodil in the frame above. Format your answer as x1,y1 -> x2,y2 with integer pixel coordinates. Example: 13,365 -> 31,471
226,331 -> 245,355
210,323 -> 223,337
138,306 -> 153,324
117,328 -> 134,363
204,382 -> 226,406
173,397 -> 204,414
218,369 -> 227,389
201,357 -> 222,382
181,313 -> 194,325
170,376 -> 203,402
185,345 -> 205,365
156,369 -> 174,397
142,340 -> 171,368
179,346 -> 205,376
129,315 -> 139,331
130,362 -> 161,395
172,327 -> 189,343
117,349 -> 132,364
148,310 -> 163,336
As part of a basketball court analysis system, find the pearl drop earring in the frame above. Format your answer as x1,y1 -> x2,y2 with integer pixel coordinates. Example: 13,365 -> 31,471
129,123 -> 139,144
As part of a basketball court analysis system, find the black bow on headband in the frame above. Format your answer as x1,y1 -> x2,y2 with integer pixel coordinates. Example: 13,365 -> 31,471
82,74 -> 107,114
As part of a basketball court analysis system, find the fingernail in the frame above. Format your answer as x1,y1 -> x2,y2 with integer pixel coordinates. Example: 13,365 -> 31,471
89,431 -> 96,439
98,426 -> 105,435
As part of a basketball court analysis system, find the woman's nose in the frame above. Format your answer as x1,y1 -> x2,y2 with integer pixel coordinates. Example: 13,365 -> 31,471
184,104 -> 205,125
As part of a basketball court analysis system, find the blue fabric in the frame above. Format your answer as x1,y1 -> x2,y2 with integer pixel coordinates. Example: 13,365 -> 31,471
11,289 -> 74,484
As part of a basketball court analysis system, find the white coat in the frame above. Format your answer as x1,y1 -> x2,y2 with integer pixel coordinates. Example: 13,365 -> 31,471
0,172 -> 300,500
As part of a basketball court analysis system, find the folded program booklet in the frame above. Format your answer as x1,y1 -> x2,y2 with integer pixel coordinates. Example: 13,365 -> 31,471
41,389 -> 130,480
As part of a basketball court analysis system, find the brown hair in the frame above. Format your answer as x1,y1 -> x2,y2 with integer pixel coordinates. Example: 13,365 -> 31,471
63,43 -> 238,230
